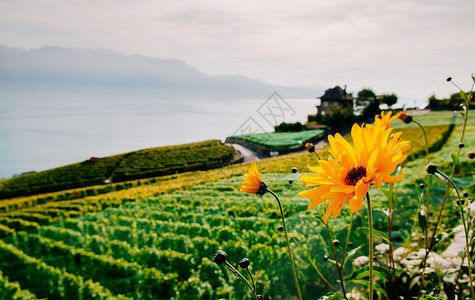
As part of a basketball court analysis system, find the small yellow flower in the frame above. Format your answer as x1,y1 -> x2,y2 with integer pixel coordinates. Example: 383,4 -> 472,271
240,162 -> 267,195
374,111 -> 402,129
299,120 -> 410,223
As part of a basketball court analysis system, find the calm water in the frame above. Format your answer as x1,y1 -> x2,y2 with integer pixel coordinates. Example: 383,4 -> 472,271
0,90 -> 319,178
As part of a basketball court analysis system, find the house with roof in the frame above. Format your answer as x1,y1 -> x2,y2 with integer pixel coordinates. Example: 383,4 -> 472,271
317,86 -> 354,116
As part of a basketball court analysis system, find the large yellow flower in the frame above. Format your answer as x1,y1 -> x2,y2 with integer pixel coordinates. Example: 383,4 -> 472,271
240,162 -> 267,195
374,111 -> 402,129
299,121 -> 410,223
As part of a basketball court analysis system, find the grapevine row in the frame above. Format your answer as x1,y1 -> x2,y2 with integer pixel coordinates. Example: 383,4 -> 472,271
0,240 -> 131,300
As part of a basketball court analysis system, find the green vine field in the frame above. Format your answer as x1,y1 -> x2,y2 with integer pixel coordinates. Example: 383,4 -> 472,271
0,110 -> 473,299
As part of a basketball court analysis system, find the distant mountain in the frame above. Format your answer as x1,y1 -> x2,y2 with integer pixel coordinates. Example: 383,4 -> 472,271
0,45 -> 320,99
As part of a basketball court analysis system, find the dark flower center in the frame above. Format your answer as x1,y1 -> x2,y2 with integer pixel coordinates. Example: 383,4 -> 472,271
344,166 -> 367,186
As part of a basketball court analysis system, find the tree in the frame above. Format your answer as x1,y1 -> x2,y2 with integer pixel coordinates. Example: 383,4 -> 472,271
274,122 -> 306,132
381,93 -> 398,108
427,94 -> 441,109
357,88 -> 381,118
320,105 -> 356,129
357,88 -> 377,105
427,92 -> 473,110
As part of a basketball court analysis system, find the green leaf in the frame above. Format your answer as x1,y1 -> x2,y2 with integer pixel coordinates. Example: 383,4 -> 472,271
420,295 -> 446,300
262,280 -> 271,298
300,214 -> 322,223
409,275 -> 421,290
373,207 -> 389,217
326,258 -> 341,268
418,209 -> 427,233
344,266 -> 369,281
350,279 -> 388,298
430,230 -> 454,252
345,245 -> 364,262
379,187 -> 391,200
451,153 -> 460,167
318,292 -> 344,300
345,267 -> 387,282
400,229 -> 409,241
460,92 -> 469,102
357,227 -> 391,244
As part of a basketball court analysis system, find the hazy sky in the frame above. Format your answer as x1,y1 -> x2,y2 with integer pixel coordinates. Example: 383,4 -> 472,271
1,0 -> 474,102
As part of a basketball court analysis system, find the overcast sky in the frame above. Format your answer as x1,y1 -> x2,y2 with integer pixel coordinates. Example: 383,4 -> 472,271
1,0 -> 474,102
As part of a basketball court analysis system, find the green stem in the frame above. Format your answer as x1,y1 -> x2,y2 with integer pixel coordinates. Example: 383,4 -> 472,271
246,268 -> 256,294
413,120 -> 431,251
417,183 -> 449,300
412,120 -> 430,164
450,90 -> 473,297
313,150 -> 321,160
436,171 -> 474,299
267,189 -> 302,300
413,119 -> 432,300
387,183 -> 398,299
292,237 -> 339,293
366,193 -> 374,300
224,261 -> 258,300
340,214 -> 354,267
324,221 -> 349,299
411,190 -> 425,237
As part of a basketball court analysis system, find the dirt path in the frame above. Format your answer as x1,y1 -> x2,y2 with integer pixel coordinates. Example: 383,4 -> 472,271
227,143 -> 259,163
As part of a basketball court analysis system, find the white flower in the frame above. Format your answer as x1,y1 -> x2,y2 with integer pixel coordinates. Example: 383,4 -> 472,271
393,247 -> 408,261
354,256 -> 369,267
375,243 -> 390,253
427,252 -> 450,272
346,290 -> 361,299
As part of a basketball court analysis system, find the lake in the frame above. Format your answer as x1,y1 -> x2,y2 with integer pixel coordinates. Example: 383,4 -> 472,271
0,90 -> 319,179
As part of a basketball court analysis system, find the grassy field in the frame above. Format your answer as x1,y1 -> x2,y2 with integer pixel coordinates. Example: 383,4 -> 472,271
227,129 -> 325,149
0,110 -> 473,299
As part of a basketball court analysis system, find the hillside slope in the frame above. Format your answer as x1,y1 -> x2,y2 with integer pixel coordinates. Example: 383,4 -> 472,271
0,140 -> 234,199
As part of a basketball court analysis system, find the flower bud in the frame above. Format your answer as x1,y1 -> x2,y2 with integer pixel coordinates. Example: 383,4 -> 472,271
288,179 -> 293,184
419,183 -> 426,189
305,142 -> 316,153
291,167 -> 298,173
278,225 -> 283,232
257,181 -> 268,196
459,143 -> 465,148
426,163 -> 437,175
333,239 -> 340,247
213,250 -> 228,265
447,77 -> 452,82
397,111 -> 413,124
239,258 -> 250,269
467,152 -> 475,159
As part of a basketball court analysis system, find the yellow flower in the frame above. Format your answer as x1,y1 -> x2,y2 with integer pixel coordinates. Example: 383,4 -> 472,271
374,111 -> 402,129
240,162 -> 267,195
299,122 -> 410,223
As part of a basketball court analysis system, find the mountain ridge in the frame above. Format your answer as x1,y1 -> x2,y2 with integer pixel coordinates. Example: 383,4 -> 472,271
0,45 -> 321,99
